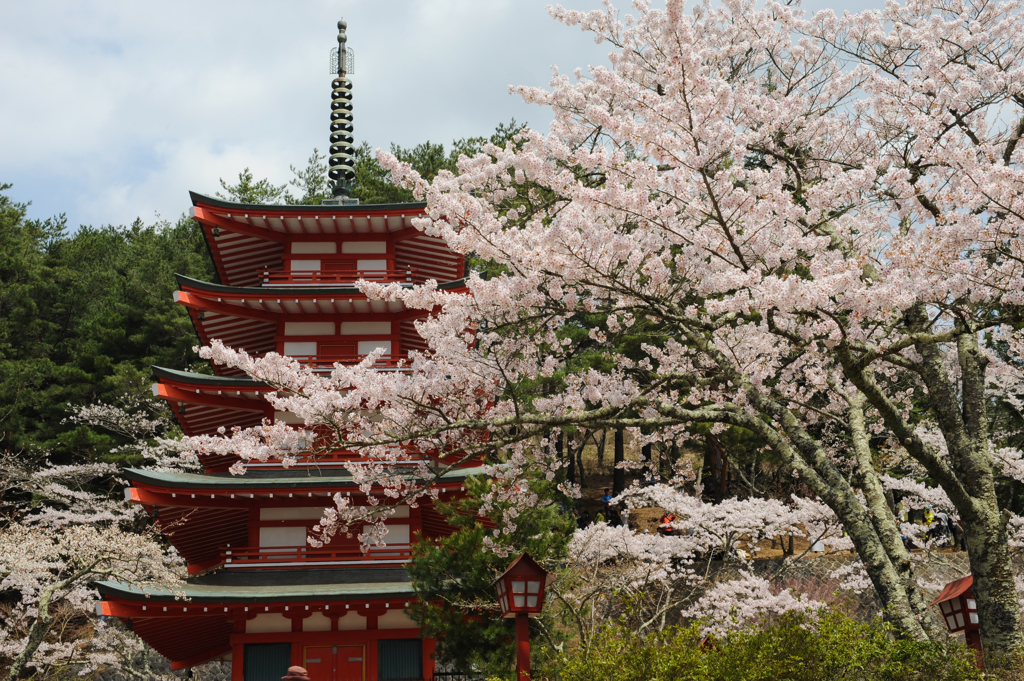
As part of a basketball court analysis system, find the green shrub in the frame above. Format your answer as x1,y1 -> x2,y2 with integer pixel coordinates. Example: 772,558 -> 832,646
558,610 -> 982,681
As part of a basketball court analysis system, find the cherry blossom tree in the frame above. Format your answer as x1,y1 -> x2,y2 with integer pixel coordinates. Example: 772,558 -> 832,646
555,488 -> 840,646
0,520 -> 183,681
181,0 -> 1024,653
1,402 -> 186,681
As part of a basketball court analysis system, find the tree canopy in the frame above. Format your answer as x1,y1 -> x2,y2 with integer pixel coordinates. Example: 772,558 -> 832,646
0,187 -> 214,463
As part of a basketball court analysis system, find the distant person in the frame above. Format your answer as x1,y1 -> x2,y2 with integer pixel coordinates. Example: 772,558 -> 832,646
952,517 -> 967,551
658,512 -> 677,536
282,667 -> 310,681
933,511 -> 951,543
601,488 -> 614,524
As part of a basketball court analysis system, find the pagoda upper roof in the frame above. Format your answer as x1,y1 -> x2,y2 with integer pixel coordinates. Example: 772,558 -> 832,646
188,193 -> 463,288
191,191 -> 426,216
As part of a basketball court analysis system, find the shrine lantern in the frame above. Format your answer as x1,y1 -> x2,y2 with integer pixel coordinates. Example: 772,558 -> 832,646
494,553 -> 553,681
931,575 -> 982,657
494,553 -> 552,618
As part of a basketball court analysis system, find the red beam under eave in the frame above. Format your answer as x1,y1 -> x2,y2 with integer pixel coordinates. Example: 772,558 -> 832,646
154,384 -> 271,414
177,290 -> 417,325
132,487 -> 271,508
102,598 -> 415,623
132,486 -> 355,506
192,206 -> 288,243
127,484 -> 466,508
195,202 -> 425,223
175,291 -> 279,324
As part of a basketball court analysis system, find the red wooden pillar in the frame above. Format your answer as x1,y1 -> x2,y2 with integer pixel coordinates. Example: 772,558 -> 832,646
515,613 -> 530,681
230,642 -> 244,681
422,635 -> 436,680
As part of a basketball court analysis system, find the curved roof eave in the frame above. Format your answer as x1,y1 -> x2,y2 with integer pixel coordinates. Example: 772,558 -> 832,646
124,465 -> 487,489
96,579 -> 415,603
176,272 -> 372,296
174,273 -> 469,296
152,366 -> 268,388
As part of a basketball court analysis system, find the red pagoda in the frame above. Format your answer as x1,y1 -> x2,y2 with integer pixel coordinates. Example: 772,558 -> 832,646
98,20 -> 475,681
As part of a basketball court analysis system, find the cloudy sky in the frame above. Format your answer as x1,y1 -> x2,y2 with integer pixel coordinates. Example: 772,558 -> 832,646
0,1 -> 615,229
1,0 -> 869,230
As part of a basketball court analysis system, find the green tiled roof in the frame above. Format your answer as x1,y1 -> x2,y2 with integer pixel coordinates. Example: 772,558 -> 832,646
152,366 -> 266,388
125,465 -> 486,490
97,579 -> 414,603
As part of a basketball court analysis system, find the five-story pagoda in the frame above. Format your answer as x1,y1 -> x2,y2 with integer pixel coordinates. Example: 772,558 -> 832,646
98,20 -> 474,681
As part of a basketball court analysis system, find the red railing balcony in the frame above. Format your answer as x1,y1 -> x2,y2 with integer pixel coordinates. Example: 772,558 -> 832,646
222,544 -> 413,569
284,353 -> 410,372
259,268 -> 419,287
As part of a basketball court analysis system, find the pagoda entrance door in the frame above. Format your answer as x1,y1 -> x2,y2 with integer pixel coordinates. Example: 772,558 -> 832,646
304,645 -> 364,681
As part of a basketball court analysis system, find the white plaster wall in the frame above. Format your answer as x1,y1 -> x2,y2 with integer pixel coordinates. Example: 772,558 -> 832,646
293,242 -> 337,254
342,242 -> 387,254
246,613 -> 291,633
303,612 -> 332,632
337,612 -> 367,630
378,610 -> 417,629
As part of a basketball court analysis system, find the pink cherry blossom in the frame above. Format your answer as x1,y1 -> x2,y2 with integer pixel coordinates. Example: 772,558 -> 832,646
179,0 -> 1024,650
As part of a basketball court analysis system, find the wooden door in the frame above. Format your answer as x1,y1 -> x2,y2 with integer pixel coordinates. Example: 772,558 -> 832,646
303,645 -> 364,681
304,647 -> 335,681
335,645 -> 364,681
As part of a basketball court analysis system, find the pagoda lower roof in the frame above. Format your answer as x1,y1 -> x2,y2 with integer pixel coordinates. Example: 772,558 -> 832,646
126,465 -> 486,492
97,567 -> 414,603
97,567 -> 421,669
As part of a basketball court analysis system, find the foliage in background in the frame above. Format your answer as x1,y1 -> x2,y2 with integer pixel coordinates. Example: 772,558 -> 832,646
216,122 -> 529,208
558,610 -> 982,681
216,169 -> 288,205
406,474 -> 574,679
0,185 -> 214,464
349,121 -> 526,206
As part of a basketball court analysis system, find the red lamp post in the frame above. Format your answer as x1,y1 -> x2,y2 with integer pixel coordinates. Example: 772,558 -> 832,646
494,553 -> 552,681
931,575 -> 983,664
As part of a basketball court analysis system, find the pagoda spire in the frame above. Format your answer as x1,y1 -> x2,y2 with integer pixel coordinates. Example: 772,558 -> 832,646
328,18 -> 355,201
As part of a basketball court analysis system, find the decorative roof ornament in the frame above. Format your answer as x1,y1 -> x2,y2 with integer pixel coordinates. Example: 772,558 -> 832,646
327,18 -> 357,203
